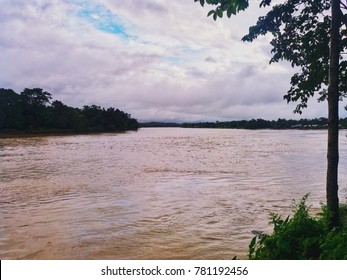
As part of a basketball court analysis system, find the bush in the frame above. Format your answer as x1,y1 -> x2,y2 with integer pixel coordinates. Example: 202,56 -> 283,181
320,205 -> 347,260
248,195 -> 347,260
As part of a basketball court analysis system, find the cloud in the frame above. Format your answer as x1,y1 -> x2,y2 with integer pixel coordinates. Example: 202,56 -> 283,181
0,0 -> 345,122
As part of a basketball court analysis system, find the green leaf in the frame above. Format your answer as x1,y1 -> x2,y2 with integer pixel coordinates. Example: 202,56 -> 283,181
238,0 -> 249,12
207,10 -> 215,17
260,0 -> 272,8
194,0 -> 205,7
248,236 -> 257,259
222,3 -> 230,11
227,5 -> 236,17
217,8 -> 223,18
249,236 -> 257,249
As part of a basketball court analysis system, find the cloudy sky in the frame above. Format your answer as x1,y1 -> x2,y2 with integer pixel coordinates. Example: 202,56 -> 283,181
1,0 -> 346,122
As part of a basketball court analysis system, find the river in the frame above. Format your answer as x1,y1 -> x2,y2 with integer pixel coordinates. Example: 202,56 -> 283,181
0,128 -> 346,259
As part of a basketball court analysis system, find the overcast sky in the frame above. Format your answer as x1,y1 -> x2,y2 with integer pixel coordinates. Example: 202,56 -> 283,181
1,0 -> 346,122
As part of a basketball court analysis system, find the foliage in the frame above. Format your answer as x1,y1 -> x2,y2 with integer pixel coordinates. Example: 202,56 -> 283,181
320,227 -> 347,259
195,0 -> 347,114
249,195 -> 347,260
194,0 -> 250,20
0,88 -> 139,134
21,88 -> 52,107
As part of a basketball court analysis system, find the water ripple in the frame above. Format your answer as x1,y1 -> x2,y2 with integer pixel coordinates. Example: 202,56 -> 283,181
0,128 -> 346,259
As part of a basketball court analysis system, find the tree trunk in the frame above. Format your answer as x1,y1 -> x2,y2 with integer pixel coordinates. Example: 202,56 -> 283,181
326,0 -> 341,229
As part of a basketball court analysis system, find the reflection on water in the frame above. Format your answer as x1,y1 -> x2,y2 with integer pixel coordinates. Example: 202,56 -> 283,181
0,128 -> 346,259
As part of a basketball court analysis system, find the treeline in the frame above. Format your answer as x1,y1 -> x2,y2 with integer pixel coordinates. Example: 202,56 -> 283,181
0,88 -> 139,134
182,118 -> 347,129
140,122 -> 181,128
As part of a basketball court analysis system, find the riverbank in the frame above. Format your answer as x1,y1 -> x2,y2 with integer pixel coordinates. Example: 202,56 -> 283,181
0,128 -> 138,138
141,117 -> 347,130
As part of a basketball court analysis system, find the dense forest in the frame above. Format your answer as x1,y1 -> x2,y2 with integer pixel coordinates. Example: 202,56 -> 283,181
182,117 -> 347,129
0,88 -> 139,134
2,87 -> 347,134
141,117 -> 347,129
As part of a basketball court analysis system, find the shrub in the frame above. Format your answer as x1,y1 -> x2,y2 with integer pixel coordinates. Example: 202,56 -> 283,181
248,195 -> 347,260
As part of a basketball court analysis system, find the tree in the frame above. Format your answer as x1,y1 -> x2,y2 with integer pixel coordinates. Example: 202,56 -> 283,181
0,88 -> 23,129
50,100 -> 72,129
20,88 -> 52,107
20,88 -> 53,129
195,0 -> 347,228
0,87 -> 139,133
327,0 -> 341,229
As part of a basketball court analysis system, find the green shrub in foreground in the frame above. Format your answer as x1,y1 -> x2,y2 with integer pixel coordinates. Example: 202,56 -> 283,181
248,195 -> 347,260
